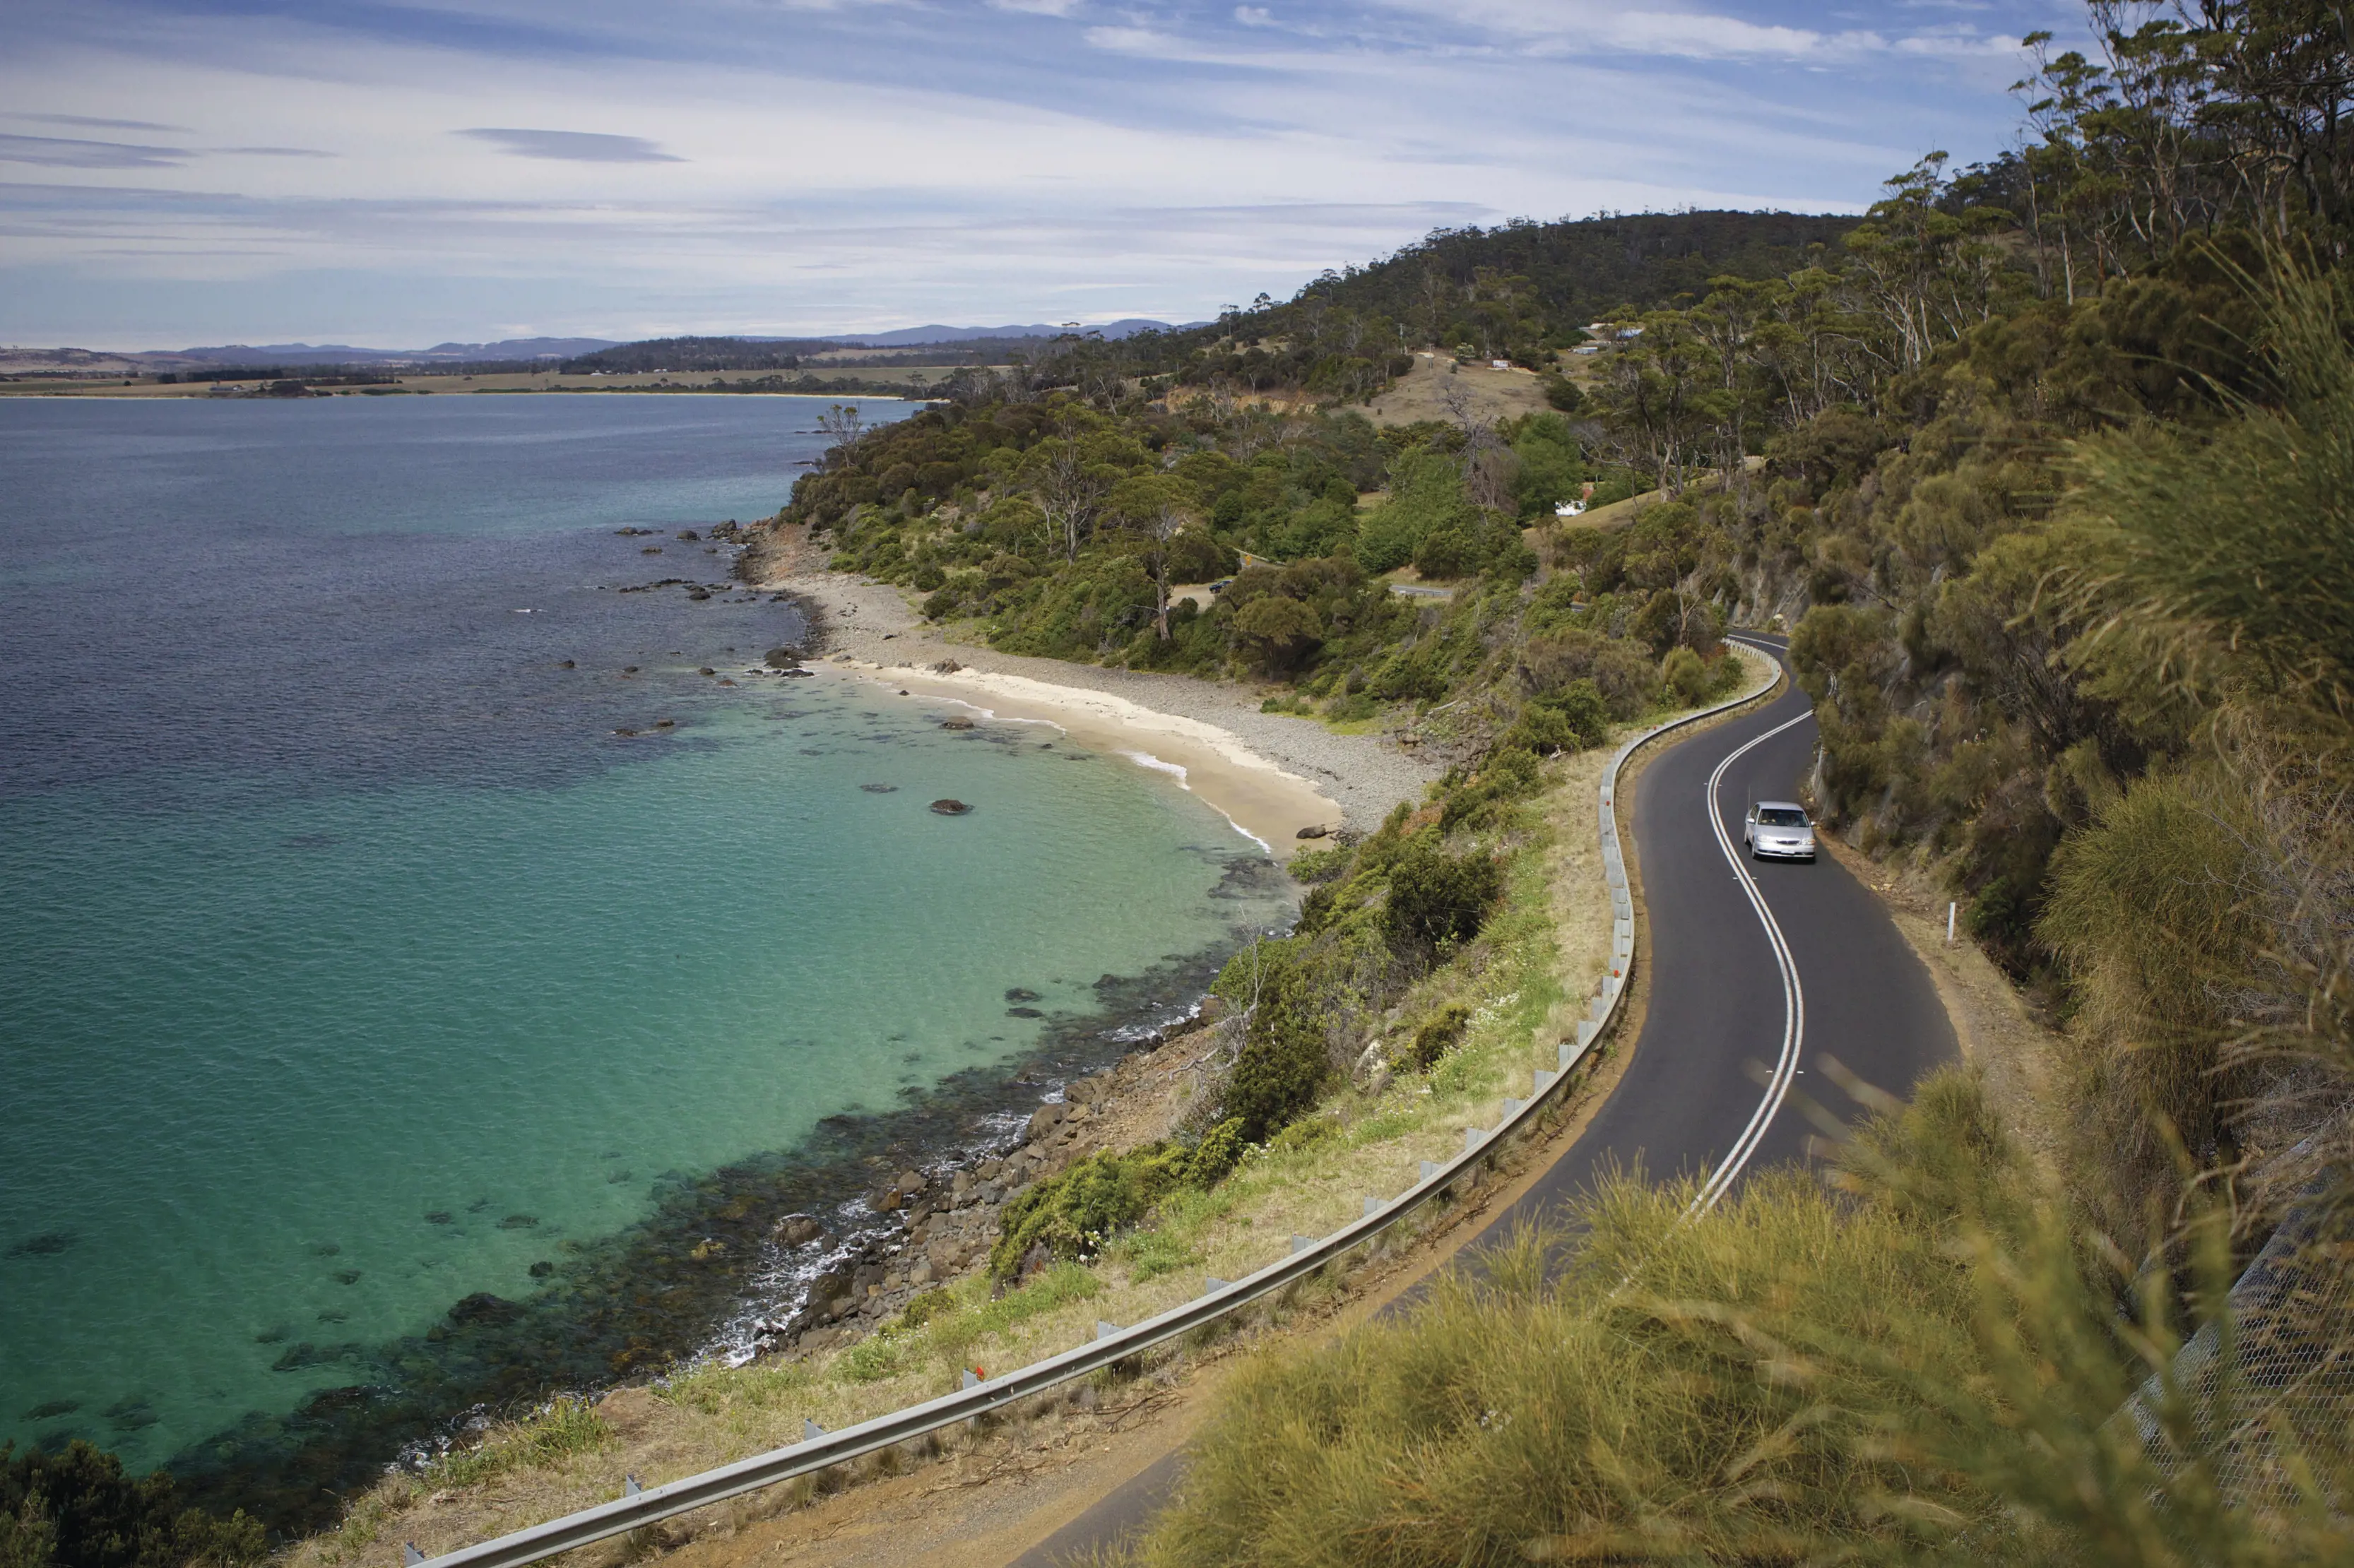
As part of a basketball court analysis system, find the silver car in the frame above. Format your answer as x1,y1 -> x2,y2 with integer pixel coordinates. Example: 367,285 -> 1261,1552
1744,800 -> 1816,861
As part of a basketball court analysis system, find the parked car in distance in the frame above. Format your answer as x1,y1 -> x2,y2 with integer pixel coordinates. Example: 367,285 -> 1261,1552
1744,801 -> 1816,861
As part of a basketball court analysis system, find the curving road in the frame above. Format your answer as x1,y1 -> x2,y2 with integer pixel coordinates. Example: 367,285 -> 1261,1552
1008,635 -> 1957,1566
1472,632 -> 1956,1223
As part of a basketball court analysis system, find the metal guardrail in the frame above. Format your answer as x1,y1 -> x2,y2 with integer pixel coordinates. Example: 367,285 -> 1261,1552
412,647 -> 1786,1568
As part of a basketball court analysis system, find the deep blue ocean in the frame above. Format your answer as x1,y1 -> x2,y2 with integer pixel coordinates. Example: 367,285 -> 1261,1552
0,393 -> 1287,1526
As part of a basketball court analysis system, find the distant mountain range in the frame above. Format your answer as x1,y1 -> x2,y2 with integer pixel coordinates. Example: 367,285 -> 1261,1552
1,320 -> 1200,374
847,320 -> 1191,345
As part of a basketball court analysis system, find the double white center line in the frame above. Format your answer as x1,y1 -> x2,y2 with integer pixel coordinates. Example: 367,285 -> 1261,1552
1688,683 -> 1814,1213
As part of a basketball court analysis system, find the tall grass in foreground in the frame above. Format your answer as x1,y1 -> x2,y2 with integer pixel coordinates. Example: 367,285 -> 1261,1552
1127,1071 -> 2354,1566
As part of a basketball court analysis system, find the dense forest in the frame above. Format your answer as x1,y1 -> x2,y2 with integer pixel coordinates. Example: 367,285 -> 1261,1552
559,337 -> 851,374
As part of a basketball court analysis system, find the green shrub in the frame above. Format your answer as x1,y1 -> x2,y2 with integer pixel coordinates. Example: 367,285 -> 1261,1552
1663,645 -> 1710,706
1288,844 -> 1355,884
1437,747 -> 1543,833
1225,975 -> 1336,1141
1407,1004 -> 1472,1070
1383,843 -> 1503,954
0,1442 -> 264,1568
988,1119 -> 1250,1278
1368,644 -> 1450,702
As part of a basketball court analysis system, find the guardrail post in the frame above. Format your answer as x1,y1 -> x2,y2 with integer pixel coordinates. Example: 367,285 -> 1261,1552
1463,1126 -> 1483,1155
405,1545 -> 424,1566
1095,1319 -> 1120,1341
1205,1275 -> 1227,1293
1420,1159 -> 1441,1182
1289,1234 -> 1315,1254
1362,1195 -> 1381,1217
623,1475 -> 641,1498
803,1419 -> 824,1441
960,1369 -> 980,1390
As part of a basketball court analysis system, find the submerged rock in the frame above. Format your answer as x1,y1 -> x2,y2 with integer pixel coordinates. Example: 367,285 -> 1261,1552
930,799 -> 972,815
774,1214 -> 830,1247
448,1293 -> 523,1326
940,718 -> 976,731
1006,1006 -> 1043,1019
1005,987 -> 1040,1002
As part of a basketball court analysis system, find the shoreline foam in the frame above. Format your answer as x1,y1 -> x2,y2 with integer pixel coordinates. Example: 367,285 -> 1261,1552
757,551 -> 1443,846
827,660 -> 1332,856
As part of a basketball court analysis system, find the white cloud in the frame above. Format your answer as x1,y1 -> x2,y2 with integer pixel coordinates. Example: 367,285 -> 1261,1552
458,128 -> 685,163
0,0 -> 2042,343
0,132 -> 187,169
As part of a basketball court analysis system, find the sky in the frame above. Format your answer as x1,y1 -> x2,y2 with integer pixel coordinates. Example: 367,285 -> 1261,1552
0,0 -> 2088,349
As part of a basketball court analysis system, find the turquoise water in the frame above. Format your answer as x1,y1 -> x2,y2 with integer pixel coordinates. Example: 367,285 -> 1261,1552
0,396 -> 1287,1520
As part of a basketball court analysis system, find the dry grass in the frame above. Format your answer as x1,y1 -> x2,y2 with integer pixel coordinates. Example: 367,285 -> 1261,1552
1125,1072 -> 2354,1567
1363,358 -> 1550,429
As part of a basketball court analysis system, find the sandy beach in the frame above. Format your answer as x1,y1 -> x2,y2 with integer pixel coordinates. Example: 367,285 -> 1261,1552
757,550 -> 1443,854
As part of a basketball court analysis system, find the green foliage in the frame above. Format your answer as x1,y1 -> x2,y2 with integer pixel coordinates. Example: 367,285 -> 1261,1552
1506,679 -> 1610,756
1357,446 -> 1474,574
1229,594 -> 1322,674
2074,265 -> 2354,722
1219,939 -> 1340,1142
0,1443 -> 265,1568
1505,412 -> 1584,518
1407,1004 -> 1471,1071
987,1119 -> 1250,1278
1287,844 -> 1354,884
1436,747 -> 1542,833
1383,843 -> 1503,954
1132,1073 -> 2354,1567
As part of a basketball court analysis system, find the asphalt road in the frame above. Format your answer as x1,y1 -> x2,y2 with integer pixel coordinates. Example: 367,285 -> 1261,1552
1474,633 -> 1957,1224
1008,636 -> 1957,1566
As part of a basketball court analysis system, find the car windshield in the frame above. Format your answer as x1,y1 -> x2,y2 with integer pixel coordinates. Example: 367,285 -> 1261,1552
1758,807 -> 1809,826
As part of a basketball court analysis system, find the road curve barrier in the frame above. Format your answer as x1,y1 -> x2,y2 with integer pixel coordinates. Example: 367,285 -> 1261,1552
411,642 -> 1789,1568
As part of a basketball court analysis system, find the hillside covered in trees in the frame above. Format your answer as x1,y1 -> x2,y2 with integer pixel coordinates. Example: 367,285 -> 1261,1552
750,4 -> 2354,1558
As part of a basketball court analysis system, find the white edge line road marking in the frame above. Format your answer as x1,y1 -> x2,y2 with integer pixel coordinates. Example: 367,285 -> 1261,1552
1688,658 -> 1813,1214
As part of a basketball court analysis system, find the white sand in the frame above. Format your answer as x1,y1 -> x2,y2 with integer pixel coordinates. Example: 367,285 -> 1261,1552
759,564 -> 1443,854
